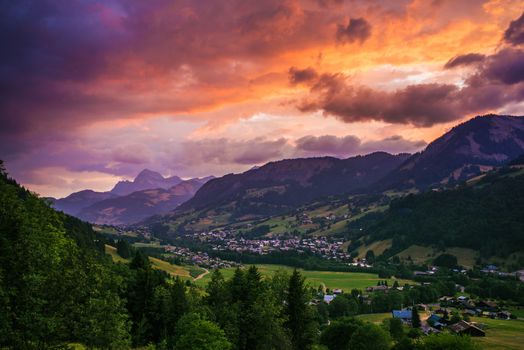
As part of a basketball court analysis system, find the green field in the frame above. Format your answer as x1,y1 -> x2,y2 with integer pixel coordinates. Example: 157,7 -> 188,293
195,264 -> 411,290
471,317 -> 524,350
356,313 -> 392,324
105,245 -> 203,280
395,245 -> 478,268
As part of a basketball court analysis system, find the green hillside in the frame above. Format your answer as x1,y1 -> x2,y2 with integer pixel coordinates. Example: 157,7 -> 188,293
348,167 -> 524,264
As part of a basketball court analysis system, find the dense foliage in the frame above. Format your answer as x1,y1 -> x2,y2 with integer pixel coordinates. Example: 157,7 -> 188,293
0,162 -> 130,349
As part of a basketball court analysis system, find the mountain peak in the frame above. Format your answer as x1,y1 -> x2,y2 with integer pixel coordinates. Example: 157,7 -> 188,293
110,169 -> 183,196
379,114 -> 524,190
135,169 -> 164,183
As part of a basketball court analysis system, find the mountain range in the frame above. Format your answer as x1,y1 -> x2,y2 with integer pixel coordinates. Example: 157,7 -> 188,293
55,114 -> 524,229
177,152 -> 409,218
50,170 -> 214,225
174,115 -> 524,219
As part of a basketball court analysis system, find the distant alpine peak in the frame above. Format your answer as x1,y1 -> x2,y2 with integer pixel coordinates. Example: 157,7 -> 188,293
110,169 -> 183,196
134,169 -> 166,183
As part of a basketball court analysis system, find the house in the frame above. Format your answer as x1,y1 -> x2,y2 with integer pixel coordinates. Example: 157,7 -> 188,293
449,320 -> 485,337
392,309 -> 412,323
498,311 -> 512,320
323,295 -> 335,304
366,285 -> 388,292
477,300 -> 498,311
421,325 -> 441,335
427,314 -> 446,329
332,288 -> 343,295
457,295 -> 468,302
463,309 -> 480,317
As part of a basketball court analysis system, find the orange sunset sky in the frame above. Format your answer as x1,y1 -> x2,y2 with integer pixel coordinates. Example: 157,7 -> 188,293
1,0 -> 524,197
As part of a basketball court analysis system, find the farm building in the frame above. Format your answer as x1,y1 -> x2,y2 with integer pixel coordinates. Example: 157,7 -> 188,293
449,320 -> 485,337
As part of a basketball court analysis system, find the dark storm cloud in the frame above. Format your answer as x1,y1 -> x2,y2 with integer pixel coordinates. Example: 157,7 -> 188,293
444,53 -> 486,69
481,48 -> 524,85
504,12 -> 524,46
336,17 -> 371,44
289,67 -> 319,84
299,74 -> 465,126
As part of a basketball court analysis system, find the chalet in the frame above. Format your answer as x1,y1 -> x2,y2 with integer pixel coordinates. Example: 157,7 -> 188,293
392,309 -> 412,323
366,285 -> 388,292
449,320 -> 485,337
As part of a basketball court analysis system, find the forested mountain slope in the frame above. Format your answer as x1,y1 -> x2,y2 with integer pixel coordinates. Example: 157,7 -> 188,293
176,152 -> 409,219
349,166 -> 524,259
377,115 -> 524,190
0,162 -> 130,348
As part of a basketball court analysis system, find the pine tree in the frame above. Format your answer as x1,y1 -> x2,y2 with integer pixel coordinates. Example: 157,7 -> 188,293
411,308 -> 421,328
285,269 -> 316,350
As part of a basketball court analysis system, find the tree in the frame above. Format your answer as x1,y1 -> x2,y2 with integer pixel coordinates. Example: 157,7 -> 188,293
285,269 -> 316,350
328,295 -> 358,318
449,311 -> 461,325
411,308 -> 421,328
320,317 -> 363,350
348,323 -> 390,350
366,250 -> 376,264
175,314 -> 232,350
117,239 -> 132,259
383,317 -> 404,341
433,254 -> 458,269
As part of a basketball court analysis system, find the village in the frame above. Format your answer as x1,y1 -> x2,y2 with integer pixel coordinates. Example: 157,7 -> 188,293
184,229 -> 353,261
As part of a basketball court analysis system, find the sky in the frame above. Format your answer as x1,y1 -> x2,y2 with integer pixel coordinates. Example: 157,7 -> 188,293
1,0 -> 524,198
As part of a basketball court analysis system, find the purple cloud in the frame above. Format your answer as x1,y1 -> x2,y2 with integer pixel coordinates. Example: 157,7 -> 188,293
444,53 -> 485,69
336,17 -> 371,44
504,12 -> 524,46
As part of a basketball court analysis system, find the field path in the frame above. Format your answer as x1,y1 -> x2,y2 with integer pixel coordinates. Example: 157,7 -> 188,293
194,268 -> 210,281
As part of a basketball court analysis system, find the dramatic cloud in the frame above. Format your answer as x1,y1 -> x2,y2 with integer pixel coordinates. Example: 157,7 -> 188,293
295,11 -> 524,127
299,74 -> 465,126
2,0 -> 523,196
481,48 -> 524,85
289,67 -> 319,85
444,53 -> 486,69
295,134 -> 426,158
336,17 -> 371,44
504,12 -> 524,46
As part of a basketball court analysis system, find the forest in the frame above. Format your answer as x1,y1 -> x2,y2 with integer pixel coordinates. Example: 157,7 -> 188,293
348,168 -> 524,259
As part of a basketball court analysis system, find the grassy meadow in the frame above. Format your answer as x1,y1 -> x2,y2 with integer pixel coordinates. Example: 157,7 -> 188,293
471,317 -> 524,350
195,264 -> 411,291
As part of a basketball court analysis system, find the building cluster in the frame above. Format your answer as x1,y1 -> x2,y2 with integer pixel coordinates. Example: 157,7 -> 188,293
163,245 -> 240,269
392,294 -> 514,337
187,230 -> 353,261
